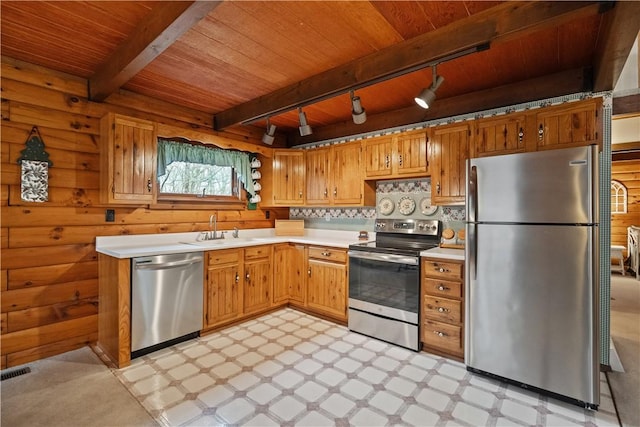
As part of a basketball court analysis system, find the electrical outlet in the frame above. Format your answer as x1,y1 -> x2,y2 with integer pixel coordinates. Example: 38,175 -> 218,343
105,209 -> 115,222
265,210 -> 270,219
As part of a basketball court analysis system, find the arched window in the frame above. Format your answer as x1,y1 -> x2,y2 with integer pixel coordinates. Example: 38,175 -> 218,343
611,180 -> 627,214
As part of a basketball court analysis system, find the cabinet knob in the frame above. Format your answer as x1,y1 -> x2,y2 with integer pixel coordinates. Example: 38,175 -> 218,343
433,330 -> 448,337
437,284 -> 448,291
435,267 -> 448,273
518,127 -> 524,144
437,306 -> 450,313
299,191 -> 303,198
245,273 -> 250,281
235,273 -> 239,283
436,182 -> 441,194
324,188 -> 328,197
307,267 -> 312,277
333,187 -> 337,197
321,251 -> 330,257
398,154 -> 403,166
385,155 -> 390,168
538,124 -> 544,141
147,179 -> 152,192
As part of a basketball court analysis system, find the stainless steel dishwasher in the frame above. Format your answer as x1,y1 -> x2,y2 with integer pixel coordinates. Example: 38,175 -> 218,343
131,252 -> 204,358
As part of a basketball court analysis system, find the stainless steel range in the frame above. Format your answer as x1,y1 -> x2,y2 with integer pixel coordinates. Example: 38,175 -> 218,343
348,218 -> 441,351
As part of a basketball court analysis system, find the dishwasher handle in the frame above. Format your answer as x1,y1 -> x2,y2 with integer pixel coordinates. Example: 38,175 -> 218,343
134,257 -> 203,271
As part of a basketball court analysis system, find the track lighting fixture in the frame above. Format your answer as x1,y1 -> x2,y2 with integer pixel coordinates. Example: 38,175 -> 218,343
298,107 -> 312,136
261,118 -> 276,145
350,90 -> 367,124
415,65 -> 444,109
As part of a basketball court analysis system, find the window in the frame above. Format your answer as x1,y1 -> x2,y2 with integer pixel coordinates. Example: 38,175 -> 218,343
157,138 -> 256,203
611,180 -> 627,214
159,161 -> 237,197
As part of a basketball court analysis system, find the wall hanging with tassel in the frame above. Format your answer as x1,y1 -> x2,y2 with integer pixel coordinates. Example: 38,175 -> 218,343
17,126 -> 53,203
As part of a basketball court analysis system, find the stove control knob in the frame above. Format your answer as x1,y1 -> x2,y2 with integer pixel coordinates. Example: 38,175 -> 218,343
376,222 -> 385,229
418,223 -> 425,230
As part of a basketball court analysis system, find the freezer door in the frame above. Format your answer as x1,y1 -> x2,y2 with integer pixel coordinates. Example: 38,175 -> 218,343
467,145 -> 598,224
465,223 -> 599,405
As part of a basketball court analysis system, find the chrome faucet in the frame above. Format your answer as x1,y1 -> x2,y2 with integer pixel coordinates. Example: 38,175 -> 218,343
207,214 -> 224,240
232,227 -> 239,238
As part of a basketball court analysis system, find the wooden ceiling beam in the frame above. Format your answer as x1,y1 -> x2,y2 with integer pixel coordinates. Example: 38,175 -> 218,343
613,93 -> 640,116
288,67 -> 591,146
214,1 -> 603,130
593,1 -> 640,92
89,1 -> 220,102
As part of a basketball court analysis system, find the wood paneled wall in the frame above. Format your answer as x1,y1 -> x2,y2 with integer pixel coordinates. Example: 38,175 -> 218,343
611,159 -> 640,256
0,57 -> 286,369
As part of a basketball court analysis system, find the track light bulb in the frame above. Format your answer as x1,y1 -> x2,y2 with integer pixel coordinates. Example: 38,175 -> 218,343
262,118 -> 276,145
415,67 -> 444,109
350,90 -> 367,124
298,107 -> 312,136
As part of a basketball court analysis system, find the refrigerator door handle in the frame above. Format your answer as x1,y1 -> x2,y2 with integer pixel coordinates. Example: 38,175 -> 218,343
469,222 -> 477,280
469,165 -> 478,223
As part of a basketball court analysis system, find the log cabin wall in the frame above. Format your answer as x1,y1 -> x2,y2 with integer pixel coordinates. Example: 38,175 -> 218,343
0,57 -> 285,369
611,159 -> 640,256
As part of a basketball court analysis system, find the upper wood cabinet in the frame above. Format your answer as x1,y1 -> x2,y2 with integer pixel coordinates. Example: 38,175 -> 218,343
430,123 -> 470,206
100,113 -> 157,204
471,114 -> 527,158
262,149 -> 306,206
304,141 -> 373,206
535,98 -> 601,150
305,147 -> 331,205
364,130 -> 429,180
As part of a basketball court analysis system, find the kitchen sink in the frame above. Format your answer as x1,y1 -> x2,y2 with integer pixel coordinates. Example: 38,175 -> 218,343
180,237 -> 264,248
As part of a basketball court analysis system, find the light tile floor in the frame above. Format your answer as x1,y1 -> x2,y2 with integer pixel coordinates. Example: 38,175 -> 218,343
114,308 -> 620,426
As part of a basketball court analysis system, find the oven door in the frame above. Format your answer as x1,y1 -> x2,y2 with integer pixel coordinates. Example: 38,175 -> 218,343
348,250 -> 420,324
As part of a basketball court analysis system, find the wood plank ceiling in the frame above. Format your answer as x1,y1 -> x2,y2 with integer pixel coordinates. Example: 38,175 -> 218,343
1,1 -> 639,146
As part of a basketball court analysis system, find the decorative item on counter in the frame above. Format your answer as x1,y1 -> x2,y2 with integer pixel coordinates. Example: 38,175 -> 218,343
17,126 -> 53,203
358,230 -> 369,240
440,228 -> 465,249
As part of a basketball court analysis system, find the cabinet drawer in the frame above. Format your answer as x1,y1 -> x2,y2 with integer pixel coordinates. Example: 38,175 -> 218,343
244,245 -> 271,260
423,296 -> 462,324
422,278 -> 462,299
422,319 -> 462,355
308,247 -> 347,263
422,259 -> 463,281
207,250 -> 240,265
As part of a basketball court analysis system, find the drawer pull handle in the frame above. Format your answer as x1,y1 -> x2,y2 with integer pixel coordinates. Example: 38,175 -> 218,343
321,251 -> 330,257
235,273 -> 239,283
436,267 -> 449,273
437,284 -> 449,291
436,307 -> 450,313
433,330 -> 448,337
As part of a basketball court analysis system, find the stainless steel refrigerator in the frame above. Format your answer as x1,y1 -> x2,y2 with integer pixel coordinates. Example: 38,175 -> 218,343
465,145 -> 600,409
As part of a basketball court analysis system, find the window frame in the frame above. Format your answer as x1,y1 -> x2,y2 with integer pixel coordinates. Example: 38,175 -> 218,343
611,180 -> 627,214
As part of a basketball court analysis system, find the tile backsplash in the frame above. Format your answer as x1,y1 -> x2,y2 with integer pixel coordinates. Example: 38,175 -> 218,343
289,177 -> 465,234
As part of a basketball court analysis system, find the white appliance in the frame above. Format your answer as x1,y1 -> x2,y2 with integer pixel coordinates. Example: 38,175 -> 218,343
465,145 -> 600,409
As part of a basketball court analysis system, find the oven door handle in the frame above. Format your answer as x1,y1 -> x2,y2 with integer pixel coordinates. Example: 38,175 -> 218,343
348,251 -> 419,265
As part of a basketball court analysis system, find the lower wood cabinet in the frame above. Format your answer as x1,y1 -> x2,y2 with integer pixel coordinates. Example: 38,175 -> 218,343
421,257 -> 465,360
204,249 -> 242,329
273,243 -> 306,305
306,246 -> 348,322
243,246 -> 273,315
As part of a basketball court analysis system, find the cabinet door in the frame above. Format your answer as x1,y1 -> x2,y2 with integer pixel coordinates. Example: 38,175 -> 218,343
395,130 -> 428,177
364,136 -> 394,178
332,142 -> 363,205
101,113 -> 157,204
473,114 -> 526,158
273,243 -> 306,305
205,262 -> 241,328
305,147 -> 330,205
307,259 -> 347,321
536,99 -> 600,150
431,123 -> 470,205
243,256 -> 272,315
272,150 -> 305,205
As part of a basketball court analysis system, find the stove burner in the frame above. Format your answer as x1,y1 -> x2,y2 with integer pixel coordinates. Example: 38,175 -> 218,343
349,219 -> 441,256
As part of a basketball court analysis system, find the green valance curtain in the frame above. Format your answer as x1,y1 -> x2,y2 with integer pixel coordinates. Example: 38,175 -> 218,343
157,138 -> 255,195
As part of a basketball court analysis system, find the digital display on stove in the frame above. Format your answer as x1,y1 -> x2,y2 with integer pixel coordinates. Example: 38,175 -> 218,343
393,222 -> 414,230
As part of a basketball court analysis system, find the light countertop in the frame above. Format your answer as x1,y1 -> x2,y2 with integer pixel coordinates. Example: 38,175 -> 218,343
420,246 -> 465,261
96,229 -> 373,259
